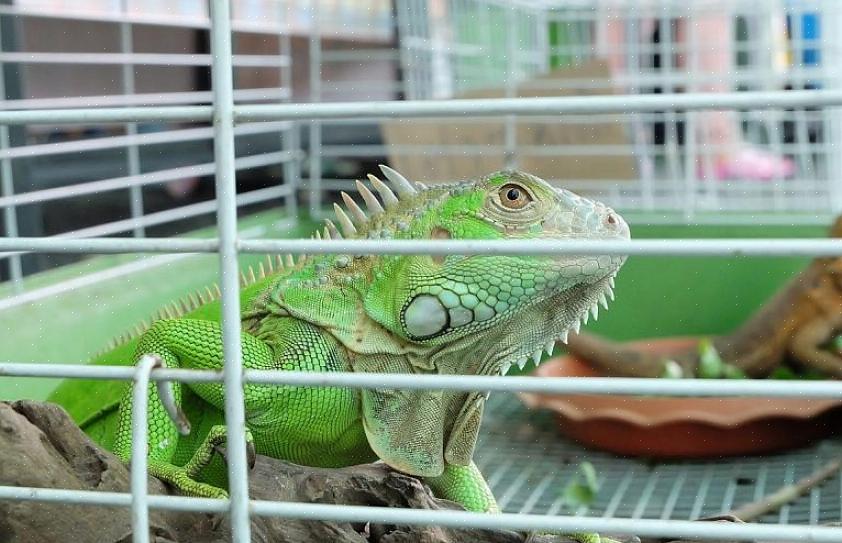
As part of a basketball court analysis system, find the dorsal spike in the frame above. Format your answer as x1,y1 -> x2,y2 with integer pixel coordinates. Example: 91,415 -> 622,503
379,164 -> 417,197
325,219 -> 343,240
264,254 -> 274,273
355,180 -> 384,215
239,271 -> 248,287
314,229 -> 322,240
333,203 -> 357,237
197,290 -> 207,304
275,254 -> 285,269
205,286 -> 216,301
322,225 -> 332,240
179,298 -> 191,314
189,293 -> 200,308
257,261 -> 266,279
296,254 -> 307,265
285,254 -> 295,267
340,192 -> 367,225
367,174 -> 399,208
213,283 -> 222,298
247,266 -> 256,284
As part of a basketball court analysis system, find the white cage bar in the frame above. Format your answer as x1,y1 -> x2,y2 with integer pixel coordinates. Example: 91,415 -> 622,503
1,1 -> 842,542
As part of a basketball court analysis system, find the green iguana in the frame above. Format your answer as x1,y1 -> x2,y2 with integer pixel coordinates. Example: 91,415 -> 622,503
564,216 -> 842,380
48,167 -> 630,540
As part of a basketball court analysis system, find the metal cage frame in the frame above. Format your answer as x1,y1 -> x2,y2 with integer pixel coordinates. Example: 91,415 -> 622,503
2,1 -> 842,542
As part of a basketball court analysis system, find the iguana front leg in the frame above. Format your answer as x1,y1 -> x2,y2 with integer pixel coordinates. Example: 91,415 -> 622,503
425,462 -> 614,543
112,318 -> 273,498
789,313 -> 842,378
425,461 -> 498,513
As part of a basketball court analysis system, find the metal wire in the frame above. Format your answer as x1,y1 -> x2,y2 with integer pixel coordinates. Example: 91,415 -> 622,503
208,1 -> 251,540
6,237 -> 842,257
0,482 -> 840,542
129,355 -> 159,543
2,363 -> 841,398
2,2 -> 842,541
0,89 -> 839,125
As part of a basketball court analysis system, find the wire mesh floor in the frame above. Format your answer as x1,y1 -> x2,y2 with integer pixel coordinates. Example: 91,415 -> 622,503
476,393 -> 842,525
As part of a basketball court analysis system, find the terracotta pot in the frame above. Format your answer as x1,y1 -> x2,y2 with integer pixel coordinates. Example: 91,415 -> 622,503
519,337 -> 842,458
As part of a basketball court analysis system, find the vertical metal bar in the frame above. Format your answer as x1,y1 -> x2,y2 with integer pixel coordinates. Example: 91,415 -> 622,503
120,0 -> 145,238
822,0 -> 842,214
504,4 -> 518,171
683,6 -> 700,222
129,354 -> 158,543
308,0 -> 322,218
626,13 -> 655,211
279,5 -> 299,222
209,1 -> 251,541
0,18 -> 22,290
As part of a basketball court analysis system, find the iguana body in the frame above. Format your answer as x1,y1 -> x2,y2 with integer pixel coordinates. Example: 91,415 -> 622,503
49,167 -> 629,531
564,216 -> 842,380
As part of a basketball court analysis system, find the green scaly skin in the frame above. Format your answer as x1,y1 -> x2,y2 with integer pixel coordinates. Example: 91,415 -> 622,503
49,167 -> 630,542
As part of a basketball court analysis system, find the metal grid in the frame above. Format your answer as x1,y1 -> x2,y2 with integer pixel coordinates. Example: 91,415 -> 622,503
0,0 -> 300,292
478,393 -> 842,525
387,0 -> 842,223
1,2 -> 842,543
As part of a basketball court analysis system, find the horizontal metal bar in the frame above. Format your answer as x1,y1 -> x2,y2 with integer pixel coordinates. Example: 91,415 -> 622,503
0,148 -> 297,208
0,88 -> 290,111
0,106 -> 211,124
0,238 -> 217,254
0,486 -> 226,513
0,485 -> 840,542
0,219 -> 291,312
0,181 -> 294,260
0,52 -> 288,67
2,238 -> 842,257
1,90 -> 839,125
239,239 -> 842,257
0,120 -> 292,161
319,49 -> 401,62
236,90 -> 842,122
2,363 -> 841,398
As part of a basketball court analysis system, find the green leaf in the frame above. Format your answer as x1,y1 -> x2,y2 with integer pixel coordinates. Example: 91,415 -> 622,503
770,366 -> 798,380
721,364 -> 747,380
563,483 -> 595,507
697,339 -> 724,379
561,462 -> 600,507
580,461 -> 598,490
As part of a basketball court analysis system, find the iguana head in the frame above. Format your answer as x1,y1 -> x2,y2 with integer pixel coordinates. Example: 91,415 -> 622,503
360,167 -> 630,375
269,166 -> 629,476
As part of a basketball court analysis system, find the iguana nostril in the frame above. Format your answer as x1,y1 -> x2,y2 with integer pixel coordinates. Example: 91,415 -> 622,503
607,213 -> 617,226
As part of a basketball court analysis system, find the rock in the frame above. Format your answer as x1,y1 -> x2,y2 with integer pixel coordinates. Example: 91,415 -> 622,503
0,401 -> 603,543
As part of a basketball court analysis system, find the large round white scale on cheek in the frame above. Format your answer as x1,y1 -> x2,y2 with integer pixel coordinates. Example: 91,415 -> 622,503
403,294 -> 448,338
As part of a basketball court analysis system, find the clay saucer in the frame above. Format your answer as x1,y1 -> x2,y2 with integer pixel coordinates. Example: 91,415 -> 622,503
519,337 -> 842,458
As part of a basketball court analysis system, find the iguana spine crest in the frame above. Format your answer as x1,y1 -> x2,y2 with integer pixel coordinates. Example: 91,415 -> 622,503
98,166 -> 421,354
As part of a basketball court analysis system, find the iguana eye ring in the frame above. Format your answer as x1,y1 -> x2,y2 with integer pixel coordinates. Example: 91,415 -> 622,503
499,184 -> 532,210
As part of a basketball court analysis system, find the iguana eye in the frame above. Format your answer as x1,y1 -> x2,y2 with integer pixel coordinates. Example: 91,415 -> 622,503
499,184 -> 532,210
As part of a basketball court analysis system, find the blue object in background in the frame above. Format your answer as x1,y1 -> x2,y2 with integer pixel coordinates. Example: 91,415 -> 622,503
800,11 -> 820,66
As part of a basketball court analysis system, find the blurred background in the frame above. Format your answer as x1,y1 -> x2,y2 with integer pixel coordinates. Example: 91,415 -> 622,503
0,0 -> 838,282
